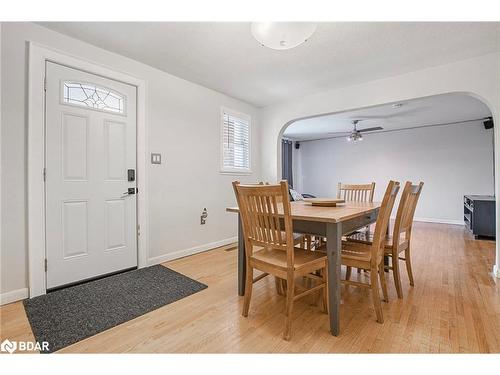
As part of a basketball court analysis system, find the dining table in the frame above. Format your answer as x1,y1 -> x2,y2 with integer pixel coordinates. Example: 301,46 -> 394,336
226,200 -> 381,336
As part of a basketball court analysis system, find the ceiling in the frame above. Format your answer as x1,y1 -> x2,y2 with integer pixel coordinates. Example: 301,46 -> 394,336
38,22 -> 500,107
283,93 -> 492,141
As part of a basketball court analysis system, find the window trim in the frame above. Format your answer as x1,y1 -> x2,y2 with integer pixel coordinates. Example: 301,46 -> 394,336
220,107 -> 252,175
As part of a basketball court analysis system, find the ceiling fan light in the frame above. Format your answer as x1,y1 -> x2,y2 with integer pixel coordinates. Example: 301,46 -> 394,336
346,131 -> 363,142
250,22 -> 317,50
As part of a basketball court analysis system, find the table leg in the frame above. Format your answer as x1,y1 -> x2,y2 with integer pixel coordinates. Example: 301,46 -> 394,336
238,214 -> 246,296
326,222 -> 342,336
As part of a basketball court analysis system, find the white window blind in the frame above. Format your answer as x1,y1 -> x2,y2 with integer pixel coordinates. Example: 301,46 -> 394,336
221,109 -> 251,173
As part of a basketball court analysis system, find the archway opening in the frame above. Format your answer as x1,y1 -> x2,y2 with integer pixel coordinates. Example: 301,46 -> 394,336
279,92 -> 495,235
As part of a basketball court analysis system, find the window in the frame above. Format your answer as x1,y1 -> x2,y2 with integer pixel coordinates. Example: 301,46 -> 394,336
221,108 -> 251,174
62,81 -> 125,114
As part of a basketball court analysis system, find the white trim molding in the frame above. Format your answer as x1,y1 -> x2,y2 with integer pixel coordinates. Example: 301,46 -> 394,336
0,288 -> 29,306
493,264 -> 500,279
413,217 -> 465,226
28,42 -> 149,298
148,237 -> 237,266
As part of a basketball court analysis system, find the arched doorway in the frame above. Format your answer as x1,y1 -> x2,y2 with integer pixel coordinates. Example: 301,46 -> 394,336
277,92 -> 498,275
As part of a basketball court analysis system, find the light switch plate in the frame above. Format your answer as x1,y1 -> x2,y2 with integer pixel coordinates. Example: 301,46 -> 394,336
151,153 -> 161,164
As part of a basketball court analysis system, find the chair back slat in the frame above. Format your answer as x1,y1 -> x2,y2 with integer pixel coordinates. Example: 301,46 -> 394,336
233,180 -> 295,267
337,182 -> 376,202
370,181 -> 400,263
393,181 -> 424,240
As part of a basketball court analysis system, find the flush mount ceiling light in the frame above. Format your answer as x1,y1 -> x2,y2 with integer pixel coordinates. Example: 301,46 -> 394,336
250,22 -> 317,50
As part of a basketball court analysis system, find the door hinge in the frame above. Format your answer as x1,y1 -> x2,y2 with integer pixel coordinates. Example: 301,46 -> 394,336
43,77 -> 47,92
43,168 -> 46,181
137,224 -> 141,236
44,259 -> 48,272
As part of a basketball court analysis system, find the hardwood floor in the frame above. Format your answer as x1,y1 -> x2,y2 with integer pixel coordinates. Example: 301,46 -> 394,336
1,222 -> 498,353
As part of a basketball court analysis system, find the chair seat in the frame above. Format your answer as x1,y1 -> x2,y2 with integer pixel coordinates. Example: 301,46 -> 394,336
341,242 -> 373,262
345,231 -> 408,253
317,242 -> 373,263
279,232 -> 310,250
345,231 -> 391,246
292,232 -> 305,244
344,232 -> 408,254
251,247 -> 326,271
276,232 -> 305,244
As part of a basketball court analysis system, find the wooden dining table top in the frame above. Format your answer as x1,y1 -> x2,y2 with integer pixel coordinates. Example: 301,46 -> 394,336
226,200 -> 381,223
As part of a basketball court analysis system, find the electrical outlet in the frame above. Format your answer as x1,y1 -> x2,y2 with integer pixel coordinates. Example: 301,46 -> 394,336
200,208 -> 208,225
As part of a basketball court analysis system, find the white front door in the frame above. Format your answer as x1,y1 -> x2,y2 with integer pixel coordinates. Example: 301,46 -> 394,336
45,62 -> 138,289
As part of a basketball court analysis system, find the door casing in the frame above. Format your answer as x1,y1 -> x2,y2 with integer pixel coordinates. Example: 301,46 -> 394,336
28,42 -> 149,297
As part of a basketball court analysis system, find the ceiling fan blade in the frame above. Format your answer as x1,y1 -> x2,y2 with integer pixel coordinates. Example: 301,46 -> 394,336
358,126 -> 383,133
326,132 -> 350,136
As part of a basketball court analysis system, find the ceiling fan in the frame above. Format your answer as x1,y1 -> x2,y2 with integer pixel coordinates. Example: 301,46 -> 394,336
328,120 -> 383,142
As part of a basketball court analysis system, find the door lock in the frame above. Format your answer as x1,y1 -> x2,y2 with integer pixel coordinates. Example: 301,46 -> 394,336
127,169 -> 135,182
121,188 -> 137,197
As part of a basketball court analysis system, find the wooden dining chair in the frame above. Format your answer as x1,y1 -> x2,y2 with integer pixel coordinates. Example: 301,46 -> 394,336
338,182 -> 375,234
345,181 -> 424,298
257,182 -> 312,296
258,181 -> 311,251
319,181 -> 400,323
232,180 -> 329,340
324,182 -> 376,257
337,182 -> 376,202
254,181 -> 312,296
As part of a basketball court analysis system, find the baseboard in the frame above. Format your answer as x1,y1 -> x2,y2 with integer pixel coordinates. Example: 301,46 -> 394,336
148,237 -> 238,266
0,288 -> 29,306
413,217 -> 464,226
494,265 -> 500,279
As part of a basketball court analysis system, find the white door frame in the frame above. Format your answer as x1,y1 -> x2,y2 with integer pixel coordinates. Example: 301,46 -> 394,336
28,42 -> 149,297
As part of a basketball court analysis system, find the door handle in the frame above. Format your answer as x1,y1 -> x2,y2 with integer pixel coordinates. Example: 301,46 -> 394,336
121,188 -> 137,198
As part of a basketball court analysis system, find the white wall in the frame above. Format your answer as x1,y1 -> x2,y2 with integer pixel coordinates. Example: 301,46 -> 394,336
260,52 -> 500,277
294,122 -> 494,224
0,22 -> 261,299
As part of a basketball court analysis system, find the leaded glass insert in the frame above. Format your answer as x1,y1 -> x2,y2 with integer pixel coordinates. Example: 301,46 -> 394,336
62,82 -> 125,114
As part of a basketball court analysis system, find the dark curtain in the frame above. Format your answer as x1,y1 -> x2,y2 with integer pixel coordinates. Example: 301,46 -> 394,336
281,139 -> 293,188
